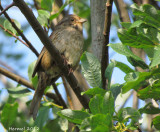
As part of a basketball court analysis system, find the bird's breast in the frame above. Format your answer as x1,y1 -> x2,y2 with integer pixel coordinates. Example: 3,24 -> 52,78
52,27 -> 84,69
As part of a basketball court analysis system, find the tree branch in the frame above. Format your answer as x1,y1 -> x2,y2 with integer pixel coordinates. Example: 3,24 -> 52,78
13,0 -> 89,109
0,66 -> 61,105
132,0 -> 142,5
0,4 -> 39,57
90,0 -> 106,61
0,2 -> 15,16
0,60 -> 15,72
149,0 -> 160,9
52,83 -> 68,109
62,76 -> 74,109
114,0 -> 130,22
101,0 -> 113,90
0,24 -> 30,48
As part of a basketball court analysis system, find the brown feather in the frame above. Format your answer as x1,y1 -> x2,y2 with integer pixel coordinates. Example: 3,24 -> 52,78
30,14 -> 86,119
32,47 -> 46,77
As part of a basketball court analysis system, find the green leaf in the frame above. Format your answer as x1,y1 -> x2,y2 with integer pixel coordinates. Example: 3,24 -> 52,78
150,45 -> 160,68
77,8 -> 90,18
122,72 -> 152,93
138,25 -> 160,45
110,83 -> 123,100
81,52 -> 101,88
90,114 -> 111,132
81,87 -> 106,97
34,106 -> 50,129
52,106 -> 61,118
44,85 -> 53,94
144,47 -> 154,61
109,43 -> 148,70
1,103 -> 18,128
50,0 -> 75,20
32,76 -> 38,89
41,0 -> 54,12
89,94 -> 103,114
148,73 -> 160,86
118,107 -> 141,123
131,4 -> 160,29
4,19 -> 21,34
105,62 -> 115,89
121,22 -> 132,29
102,91 -> 114,116
124,72 -> 139,82
37,10 -> 50,27
43,118 -> 63,132
80,117 -> 91,131
127,56 -> 149,69
139,102 -> 160,114
118,28 -> 156,48
121,20 -> 144,29
73,0 -> 90,18
109,43 -> 133,57
152,116 -> 160,130
110,43 -> 147,70
43,117 -> 68,131
28,61 -> 37,81
57,109 -> 90,124
7,86 -> 32,98
50,13 -> 59,20
137,85 -> 160,100
130,20 -> 144,28
42,102 -> 53,107
58,117 -> 68,131
111,59 -> 134,74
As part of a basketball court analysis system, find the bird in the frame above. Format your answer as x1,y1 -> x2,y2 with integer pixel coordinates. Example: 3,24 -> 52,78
30,14 -> 86,120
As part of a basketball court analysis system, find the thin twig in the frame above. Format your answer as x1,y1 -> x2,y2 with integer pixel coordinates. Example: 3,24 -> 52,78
132,0 -> 142,5
101,0 -> 113,90
133,91 -> 138,109
0,66 -> 61,105
0,2 -> 15,16
13,0 -> 89,109
52,83 -> 68,109
0,24 -> 30,48
0,60 -> 23,77
114,0 -> 130,22
0,4 -> 39,57
62,76 -> 74,109
43,96 -> 63,109
0,60 -> 14,72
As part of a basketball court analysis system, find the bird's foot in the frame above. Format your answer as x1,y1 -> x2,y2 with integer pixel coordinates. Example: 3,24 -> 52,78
61,54 -> 73,75
61,54 -> 68,66
68,65 -> 73,75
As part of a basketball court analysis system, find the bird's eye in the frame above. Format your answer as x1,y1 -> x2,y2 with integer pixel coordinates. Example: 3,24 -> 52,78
71,18 -> 75,22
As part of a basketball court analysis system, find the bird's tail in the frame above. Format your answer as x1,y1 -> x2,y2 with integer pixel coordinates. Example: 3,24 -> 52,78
30,72 -> 47,120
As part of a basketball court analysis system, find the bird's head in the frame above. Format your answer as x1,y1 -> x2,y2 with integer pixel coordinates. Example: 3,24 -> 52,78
57,14 -> 87,32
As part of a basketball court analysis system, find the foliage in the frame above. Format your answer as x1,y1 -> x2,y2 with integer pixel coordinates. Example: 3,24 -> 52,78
81,52 -> 102,88
58,3 -> 160,131
1,1 -> 160,132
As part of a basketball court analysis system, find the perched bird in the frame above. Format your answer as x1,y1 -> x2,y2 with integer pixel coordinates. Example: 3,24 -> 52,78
30,14 -> 86,120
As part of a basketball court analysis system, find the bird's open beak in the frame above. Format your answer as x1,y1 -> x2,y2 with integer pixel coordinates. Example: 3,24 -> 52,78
79,18 -> 87,23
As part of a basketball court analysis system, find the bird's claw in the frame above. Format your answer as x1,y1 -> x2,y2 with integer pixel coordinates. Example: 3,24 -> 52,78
61,54 -> 73,75
61,54 -> 68,65
68,66 -> 73,75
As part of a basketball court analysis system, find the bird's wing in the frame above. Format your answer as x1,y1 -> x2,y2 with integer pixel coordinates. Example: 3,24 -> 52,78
32,27 -> 66,78
32,47 -> 46,77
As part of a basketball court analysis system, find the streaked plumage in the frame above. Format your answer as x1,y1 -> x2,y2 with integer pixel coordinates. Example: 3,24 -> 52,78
30,14 -> 86,120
